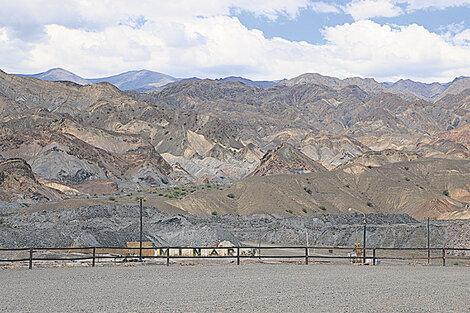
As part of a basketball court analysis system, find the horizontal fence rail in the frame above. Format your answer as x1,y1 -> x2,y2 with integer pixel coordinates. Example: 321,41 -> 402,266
0,246 -> 469,269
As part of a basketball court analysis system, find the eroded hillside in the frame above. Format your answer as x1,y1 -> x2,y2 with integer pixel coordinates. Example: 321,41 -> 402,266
2,69 -> 470,219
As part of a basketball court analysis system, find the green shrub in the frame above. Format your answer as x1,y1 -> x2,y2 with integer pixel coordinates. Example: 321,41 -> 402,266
285,209 -> 293,214
366,201 -> 373,207
443,190 -> 449,196
404,166 -> 409,171
367,165 -> 372,169
227,193 -> 235,198
318,205 -> 326,211
345,184 -> 350,188
211,210 -> 218,216
303,186 -> 312,194
108,196 -> 115,201
302,208 -> 308,213
405,177 -> 410,181
158,193 -> 163,196
0,218 -> 4,224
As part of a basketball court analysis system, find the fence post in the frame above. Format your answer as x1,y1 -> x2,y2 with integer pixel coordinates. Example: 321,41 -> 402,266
237,246 -> 240,265
305,247 -> 309,265
92,247 -> 96,267
427,217 -> 430,264
442,248 -> 446,267
373,249 -> 376,265
166,247 -> 170,266
29,248 -> 33,269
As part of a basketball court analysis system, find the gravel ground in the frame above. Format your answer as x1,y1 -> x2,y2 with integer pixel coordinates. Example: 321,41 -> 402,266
0,264 -> 469,312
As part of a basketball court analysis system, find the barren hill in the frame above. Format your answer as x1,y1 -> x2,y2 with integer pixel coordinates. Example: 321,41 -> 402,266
168,158 -> 470,219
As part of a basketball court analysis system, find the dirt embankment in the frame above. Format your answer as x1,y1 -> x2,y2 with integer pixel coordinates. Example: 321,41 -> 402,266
1,205 -> 467,249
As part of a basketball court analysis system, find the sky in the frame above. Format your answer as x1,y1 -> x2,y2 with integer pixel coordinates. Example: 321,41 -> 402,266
1,0 -> 470,82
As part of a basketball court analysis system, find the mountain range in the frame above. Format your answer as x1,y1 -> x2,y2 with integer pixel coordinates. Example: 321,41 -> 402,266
2,67 -> 470,219
13,68 -> 470,101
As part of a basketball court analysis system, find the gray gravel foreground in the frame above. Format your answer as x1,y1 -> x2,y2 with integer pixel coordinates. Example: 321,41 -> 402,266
0,264 -> 469,313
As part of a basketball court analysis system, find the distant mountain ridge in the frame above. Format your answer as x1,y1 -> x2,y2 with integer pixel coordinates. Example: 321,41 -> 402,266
11,68 -> 470,101
216,76 -> 283,88
13,68 -> 282,91
15,68 -> 91,85
14,68 -> 178,91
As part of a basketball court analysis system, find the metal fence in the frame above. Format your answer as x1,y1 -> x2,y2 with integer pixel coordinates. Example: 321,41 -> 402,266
1,246 -> 469,269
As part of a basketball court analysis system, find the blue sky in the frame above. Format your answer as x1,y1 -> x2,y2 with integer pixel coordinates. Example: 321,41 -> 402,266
1,0 -> 470,82
236,4 -> 470,45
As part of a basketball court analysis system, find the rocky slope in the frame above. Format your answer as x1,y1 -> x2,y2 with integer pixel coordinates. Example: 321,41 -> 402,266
296,131 -> 370,169
251,143 -> 326,176
0,70 -> 263,190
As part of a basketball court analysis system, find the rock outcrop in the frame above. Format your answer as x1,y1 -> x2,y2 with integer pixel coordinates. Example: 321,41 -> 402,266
251,143 -> 327,176
0,158 -> 62,203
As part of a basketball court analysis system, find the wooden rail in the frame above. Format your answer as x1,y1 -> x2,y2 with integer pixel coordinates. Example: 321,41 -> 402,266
0,246 -> 469,269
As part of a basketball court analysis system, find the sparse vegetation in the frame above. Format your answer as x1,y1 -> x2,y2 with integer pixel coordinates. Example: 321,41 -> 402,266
453,262 -> 459,266
443,190 -> 449,196
108,196 -> 116,201
367,165 -> 372,169
318,205 -> 326,211
302,208 -> 308,213
303,186 -> 312,195
345,184 -> 350,188
211,210 -> 218,216
285,209 -> 293,214
404,166 -> 409,171
366,201 -> 373,207
0,218 -> 4,224
227,193 -> 235,198
405,177 -> 410,181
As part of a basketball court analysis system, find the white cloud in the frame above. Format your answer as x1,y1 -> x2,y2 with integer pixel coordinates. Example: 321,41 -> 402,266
454,29 -> 470,46
0,0 -> 311,37
343,0 -> 404,20
1,1 -> 470,83
309,2 -> 340,13
321,21 -> 470,81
